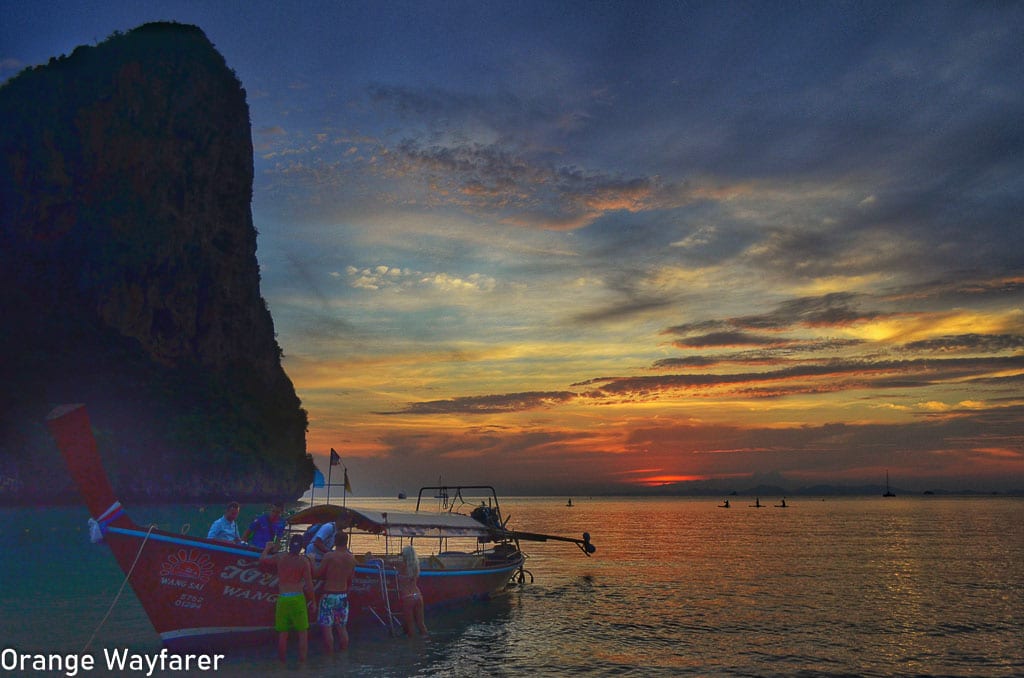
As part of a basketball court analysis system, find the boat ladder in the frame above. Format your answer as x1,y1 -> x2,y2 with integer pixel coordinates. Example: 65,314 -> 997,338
364,559 -> 401,636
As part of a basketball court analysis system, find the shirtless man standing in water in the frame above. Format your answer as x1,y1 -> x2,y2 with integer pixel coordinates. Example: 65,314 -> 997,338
261,535 -> 315,662
314,524 -> 357,652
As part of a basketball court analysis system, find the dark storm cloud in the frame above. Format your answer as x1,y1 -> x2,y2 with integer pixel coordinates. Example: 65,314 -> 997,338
881,277 -> 1024,308
742,293 -> 881,329
582,356 -> 1024,400
652,339 -> 866,370
582,364 -> 858,398
740,227 -> 908,281
669,331 -> 786,348
651,356 -> 723,370
378,391 -> 577,415
902,334 -> 1024,354
572,296 -> 676,324
664,293 -> 883,342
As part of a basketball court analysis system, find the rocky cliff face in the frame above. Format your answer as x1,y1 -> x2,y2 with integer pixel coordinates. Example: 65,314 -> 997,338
0,22 -> 313,504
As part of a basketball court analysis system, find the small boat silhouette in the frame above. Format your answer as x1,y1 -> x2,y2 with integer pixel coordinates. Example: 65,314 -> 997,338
883,471 -> 896,497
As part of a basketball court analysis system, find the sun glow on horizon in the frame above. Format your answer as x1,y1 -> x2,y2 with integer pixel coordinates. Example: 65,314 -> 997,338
633,474 -> 709,487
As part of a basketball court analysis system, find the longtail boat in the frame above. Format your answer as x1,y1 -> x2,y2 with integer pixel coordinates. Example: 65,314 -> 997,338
47,404 -> 595,650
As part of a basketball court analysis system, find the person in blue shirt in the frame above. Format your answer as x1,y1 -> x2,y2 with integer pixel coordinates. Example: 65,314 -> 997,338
244,502 -> 286,548
207,501 -> 242,543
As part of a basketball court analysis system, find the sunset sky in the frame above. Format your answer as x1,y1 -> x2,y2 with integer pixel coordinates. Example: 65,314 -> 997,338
4,2 -> 1024,494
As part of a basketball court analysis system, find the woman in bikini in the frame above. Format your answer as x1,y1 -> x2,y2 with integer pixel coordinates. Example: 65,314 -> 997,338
397,545 -> 429,637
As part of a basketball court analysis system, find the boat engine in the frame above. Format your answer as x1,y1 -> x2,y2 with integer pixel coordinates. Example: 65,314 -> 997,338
470,504 -> 503,530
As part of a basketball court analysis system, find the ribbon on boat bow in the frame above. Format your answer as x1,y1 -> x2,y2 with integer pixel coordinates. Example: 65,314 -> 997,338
88,501 -> 124,543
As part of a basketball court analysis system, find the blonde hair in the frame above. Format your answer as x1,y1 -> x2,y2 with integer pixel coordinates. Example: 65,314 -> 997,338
401,544 -> 420,578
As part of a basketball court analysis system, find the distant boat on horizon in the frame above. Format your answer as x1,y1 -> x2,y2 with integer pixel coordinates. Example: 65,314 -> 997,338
883,471 -> 896,497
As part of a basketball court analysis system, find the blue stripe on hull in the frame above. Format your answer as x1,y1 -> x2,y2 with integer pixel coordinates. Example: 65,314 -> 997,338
108,525 -> 523,578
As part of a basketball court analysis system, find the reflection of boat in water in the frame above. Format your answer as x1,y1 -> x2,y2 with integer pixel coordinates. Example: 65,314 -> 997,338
775,498 -> 788,508
718,499 -> 730,508
883,471 -> 896,497
48,404 -> 596,650
750,497 -> 763,508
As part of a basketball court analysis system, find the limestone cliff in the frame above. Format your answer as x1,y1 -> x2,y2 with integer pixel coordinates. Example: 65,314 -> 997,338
0,22 -> 313,504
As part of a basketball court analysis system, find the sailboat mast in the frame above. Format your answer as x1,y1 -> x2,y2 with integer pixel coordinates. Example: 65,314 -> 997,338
883,470 -> 896,497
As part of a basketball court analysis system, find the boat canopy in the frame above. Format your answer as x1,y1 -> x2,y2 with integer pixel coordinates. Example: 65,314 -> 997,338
287,504 -> 492,538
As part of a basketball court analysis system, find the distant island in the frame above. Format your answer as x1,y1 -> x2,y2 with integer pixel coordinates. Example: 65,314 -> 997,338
0,23 -> 313,504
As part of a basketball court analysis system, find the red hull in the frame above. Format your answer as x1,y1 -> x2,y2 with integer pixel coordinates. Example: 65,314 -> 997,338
102,521 -> 522,648
47,405 -> 523,648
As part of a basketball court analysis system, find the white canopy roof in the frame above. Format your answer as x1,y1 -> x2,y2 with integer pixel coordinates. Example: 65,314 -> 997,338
288,504 -> 491,538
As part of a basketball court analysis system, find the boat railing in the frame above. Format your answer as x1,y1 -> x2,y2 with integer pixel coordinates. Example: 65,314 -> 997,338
415,484 -> 502,516
363,558 -> 401,636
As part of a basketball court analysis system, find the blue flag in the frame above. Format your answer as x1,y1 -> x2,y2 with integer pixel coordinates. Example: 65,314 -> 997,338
313,469 -> 326,488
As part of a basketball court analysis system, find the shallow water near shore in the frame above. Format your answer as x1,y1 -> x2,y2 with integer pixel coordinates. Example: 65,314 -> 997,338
2,496 -> 1022,676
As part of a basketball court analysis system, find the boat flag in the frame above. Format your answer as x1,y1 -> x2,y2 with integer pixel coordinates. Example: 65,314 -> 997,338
330,448 -> 341,466
343,468 -> 352,494
313,468 -> 325,488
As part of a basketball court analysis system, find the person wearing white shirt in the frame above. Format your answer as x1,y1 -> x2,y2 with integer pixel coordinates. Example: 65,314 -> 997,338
305,521 -> 336,563
207,501 -> 242,543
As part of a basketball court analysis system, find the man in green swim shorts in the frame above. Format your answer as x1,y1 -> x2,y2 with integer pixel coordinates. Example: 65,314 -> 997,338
261,535 -> 315,661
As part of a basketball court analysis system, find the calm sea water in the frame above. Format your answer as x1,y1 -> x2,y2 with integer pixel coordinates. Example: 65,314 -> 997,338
2,496 -> 1022,676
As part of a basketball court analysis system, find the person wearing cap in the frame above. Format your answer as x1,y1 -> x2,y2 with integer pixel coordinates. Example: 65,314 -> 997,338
244,501 -> 286,548
261,535 -> 315,662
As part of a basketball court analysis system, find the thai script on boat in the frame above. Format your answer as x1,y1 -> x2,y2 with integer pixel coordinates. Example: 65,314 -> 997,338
216,559 -> 330,603
218,558 -> 279,588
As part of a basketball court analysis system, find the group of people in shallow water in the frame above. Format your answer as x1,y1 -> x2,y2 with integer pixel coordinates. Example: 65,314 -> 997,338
206,501 -> 428,662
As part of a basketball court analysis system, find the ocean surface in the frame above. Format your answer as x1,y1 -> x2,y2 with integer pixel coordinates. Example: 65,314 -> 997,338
2,496 -> 1022,677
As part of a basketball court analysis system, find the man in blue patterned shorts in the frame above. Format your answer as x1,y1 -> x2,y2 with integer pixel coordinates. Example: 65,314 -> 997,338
314,526 -> 356,652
